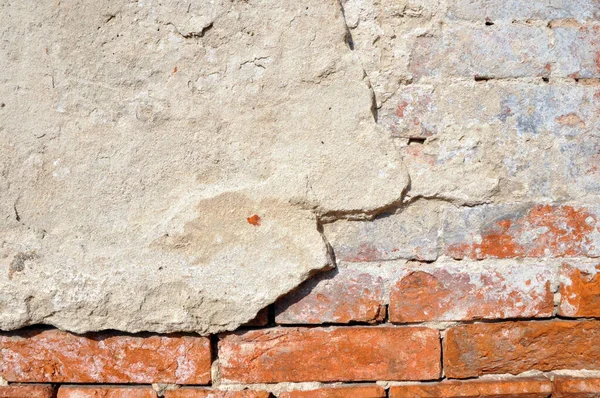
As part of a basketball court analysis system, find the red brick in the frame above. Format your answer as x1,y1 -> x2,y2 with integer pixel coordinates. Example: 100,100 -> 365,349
279,385 -> 386,398
559,262 -> 600,317
58,386 -> 158,398
0,384 -> 55,398
554,377 -> 600,397
444,204 -> 600,259
219,327 -> 441,383
390,261 -> 554,322
275,266 -> 386,324
0,329 -> 211,384
444,320 -> 600,378
165,389 -> 269,398
390,377 -> 552,397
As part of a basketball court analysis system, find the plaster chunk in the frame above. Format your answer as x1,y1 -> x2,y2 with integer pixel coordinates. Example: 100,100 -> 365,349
0,0 -> 408,333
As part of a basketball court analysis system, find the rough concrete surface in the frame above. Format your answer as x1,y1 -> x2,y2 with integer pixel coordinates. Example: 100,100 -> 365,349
0,0 -> 408,333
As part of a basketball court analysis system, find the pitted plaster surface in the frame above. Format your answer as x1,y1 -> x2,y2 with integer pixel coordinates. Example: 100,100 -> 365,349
0,0 -> 408,333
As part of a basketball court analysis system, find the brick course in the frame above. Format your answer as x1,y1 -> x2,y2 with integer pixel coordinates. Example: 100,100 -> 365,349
389,378 -> 552,397
57,386 -> 158,398
279,385 -> 386,398
164,390 -> 270,398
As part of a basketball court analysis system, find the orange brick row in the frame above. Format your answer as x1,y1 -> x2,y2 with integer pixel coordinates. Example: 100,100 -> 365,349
6,321 -> 600,384
274,261 -> 600,325
6,377 -> 600,397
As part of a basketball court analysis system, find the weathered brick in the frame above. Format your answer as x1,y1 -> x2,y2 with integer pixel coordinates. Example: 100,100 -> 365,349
0,329 -> 211,384
279,385 -> 386,398
444,204 -> 600,259
381,81 -> 600,203
219,327 -> 441,383
0,384 -> 55,398
58,386 -> 158,398
275,264 -> 390,324
447,0 -> 600,21
389,260 -> 554,322
389,377 -> 552,397
323,200 -> 440,262
164,390 -> 270,398
411,26 -> 551,79
384,85 -> 436,139
385,81 -> 600,139
444,320 -> 600,378
559,262 -> 600,317
554,25 -> 600,79
554,377 -> 600,397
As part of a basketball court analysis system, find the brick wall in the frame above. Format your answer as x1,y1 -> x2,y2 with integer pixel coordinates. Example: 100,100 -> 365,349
3,0 -> 600,397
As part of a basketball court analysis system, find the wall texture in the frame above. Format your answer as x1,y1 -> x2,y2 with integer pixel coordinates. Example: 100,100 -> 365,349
2,0 -> 600,396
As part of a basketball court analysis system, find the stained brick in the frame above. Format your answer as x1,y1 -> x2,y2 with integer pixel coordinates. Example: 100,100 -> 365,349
382,82 -> 600,204
164,390 -> 270,398
444,320 -> 600,378
554,25 -> 600,79
447,0 -> 600,21
323,200 -> 440,262
554,377 -> 600,397
559,262 -> 600,317
0,384 -> 55,398
443,204 -> 600,259
384,81 -> 600,140
57,386 -> 158,398
279,385 -> 386,398
389,377 -> 552,397
0,329 -> 211,384
275,264 -> 387,324
219,327 -> 441,383
411,26 -> 551,79
389,261 -> 554,322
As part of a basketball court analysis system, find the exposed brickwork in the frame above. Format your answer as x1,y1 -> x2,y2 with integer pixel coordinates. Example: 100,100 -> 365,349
219,327 -> 441,383
279,385 -> 386,398
554,377 -> 600,397
412,25 -> 552,79
389,377 -> 552,397
444,204 -> 600,259
164,390 -> 270,398
444,320 -> 600,378
275,265 -> 386,324
3,0 -> 600,397
322,200 -> 440,262
57,386 -> 158,398
0,329 -> 211,384
0,384 -> 55,398
389,261 -> 554,322
559,262 -> 600,317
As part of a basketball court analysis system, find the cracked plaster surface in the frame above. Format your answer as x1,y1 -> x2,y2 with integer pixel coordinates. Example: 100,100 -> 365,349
0,0 -> 408,334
